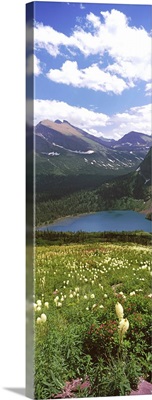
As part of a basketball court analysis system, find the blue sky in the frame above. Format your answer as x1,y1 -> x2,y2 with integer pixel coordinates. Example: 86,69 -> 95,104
26,1 -> 152,139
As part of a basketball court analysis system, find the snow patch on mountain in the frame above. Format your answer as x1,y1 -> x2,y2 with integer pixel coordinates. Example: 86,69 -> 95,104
52,142 -> 94,154
41,151 -> 60,156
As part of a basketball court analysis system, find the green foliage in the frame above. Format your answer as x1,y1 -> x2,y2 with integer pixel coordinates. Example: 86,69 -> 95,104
90,356 -> 133,396
34,241 -> 152,398
84,319 -> 119,362
36,230 -> 152,246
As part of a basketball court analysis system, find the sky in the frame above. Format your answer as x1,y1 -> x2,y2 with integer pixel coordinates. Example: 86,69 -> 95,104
27,1 -> 152,139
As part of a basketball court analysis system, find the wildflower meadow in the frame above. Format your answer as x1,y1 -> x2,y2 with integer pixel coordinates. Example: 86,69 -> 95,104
34,240 -> 152,398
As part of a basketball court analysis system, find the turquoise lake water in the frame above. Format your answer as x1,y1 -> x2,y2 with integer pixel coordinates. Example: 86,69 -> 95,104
38,210 -> 151,233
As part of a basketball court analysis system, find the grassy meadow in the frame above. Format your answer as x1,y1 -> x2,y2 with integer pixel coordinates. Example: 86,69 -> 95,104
34,240 -> 152,398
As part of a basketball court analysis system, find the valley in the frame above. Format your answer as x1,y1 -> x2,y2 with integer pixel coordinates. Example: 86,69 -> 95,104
35,119 -> 152,226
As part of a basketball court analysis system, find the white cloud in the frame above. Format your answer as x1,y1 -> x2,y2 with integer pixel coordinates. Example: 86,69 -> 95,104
34,22 -> 77,57
47,60 -> 129,94
86,12 -> 101,30
34,55 -> 42,76
106,60 -> 150,83
33,99 -> 109,129
33,99 -> 151,139
108,103 -> 152,138
34,9 -> 151,86
145,82 -> 151,96
26,54 -> 42,76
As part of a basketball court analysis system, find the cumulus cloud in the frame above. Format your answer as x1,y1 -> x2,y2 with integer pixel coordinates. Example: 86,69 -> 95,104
34,9 -> 151,86
33,99 -> 151,139
106,60 -> 150,83
47,60 -> 129,94
108,104 -> 151,138
34,22 -> 77,56
26,54 -> 42,76
34,99 -> 109,129
86,12 -> 101,30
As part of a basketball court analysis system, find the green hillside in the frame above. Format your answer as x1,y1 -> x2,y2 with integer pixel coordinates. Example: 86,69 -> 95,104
36,148 -> 151,226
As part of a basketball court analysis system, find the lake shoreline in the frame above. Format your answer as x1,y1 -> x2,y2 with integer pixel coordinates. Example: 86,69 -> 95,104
36,207 -> 151,230
36,209 -> 151,230
36,211 -> 96,229
36,209 -> 151,233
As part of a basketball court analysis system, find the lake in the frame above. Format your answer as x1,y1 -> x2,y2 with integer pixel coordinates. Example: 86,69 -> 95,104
38,210 -> 151,233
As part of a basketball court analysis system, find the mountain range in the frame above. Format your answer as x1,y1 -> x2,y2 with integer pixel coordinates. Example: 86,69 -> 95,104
35,119 -> 152,175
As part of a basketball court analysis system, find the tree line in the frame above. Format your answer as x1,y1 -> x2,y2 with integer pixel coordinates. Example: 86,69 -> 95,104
35,230 -> 152,246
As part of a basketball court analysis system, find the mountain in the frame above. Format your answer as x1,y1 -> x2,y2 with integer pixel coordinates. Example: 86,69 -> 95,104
35,119 -> 151,213
35,120 -> 152,177
117,131 -> 151,145
112,131 -> 152,157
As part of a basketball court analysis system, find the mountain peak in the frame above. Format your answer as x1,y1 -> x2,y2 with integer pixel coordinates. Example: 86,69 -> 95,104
117,131 -> 150,145
54,119 -> 62,124
63,120 -> 71,125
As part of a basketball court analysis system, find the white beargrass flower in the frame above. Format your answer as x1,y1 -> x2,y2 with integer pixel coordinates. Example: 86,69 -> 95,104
69,293 -> 73,298
37,317 -> 42,324
104,294 -> 108,298
54,296 -> 59,303
99,305 -> 104,308
115,302 -> 124,321
37,300 -> 42,306
44,302 -> 49,308
130,291 -> 136,296
41,313 -> 47,322
90,294 -> 95,298
57,302 -> 62,307
84,295 -> 88,299
37,306 -> 41,312
118,318 -> 129,335
33,303 -> 37,311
